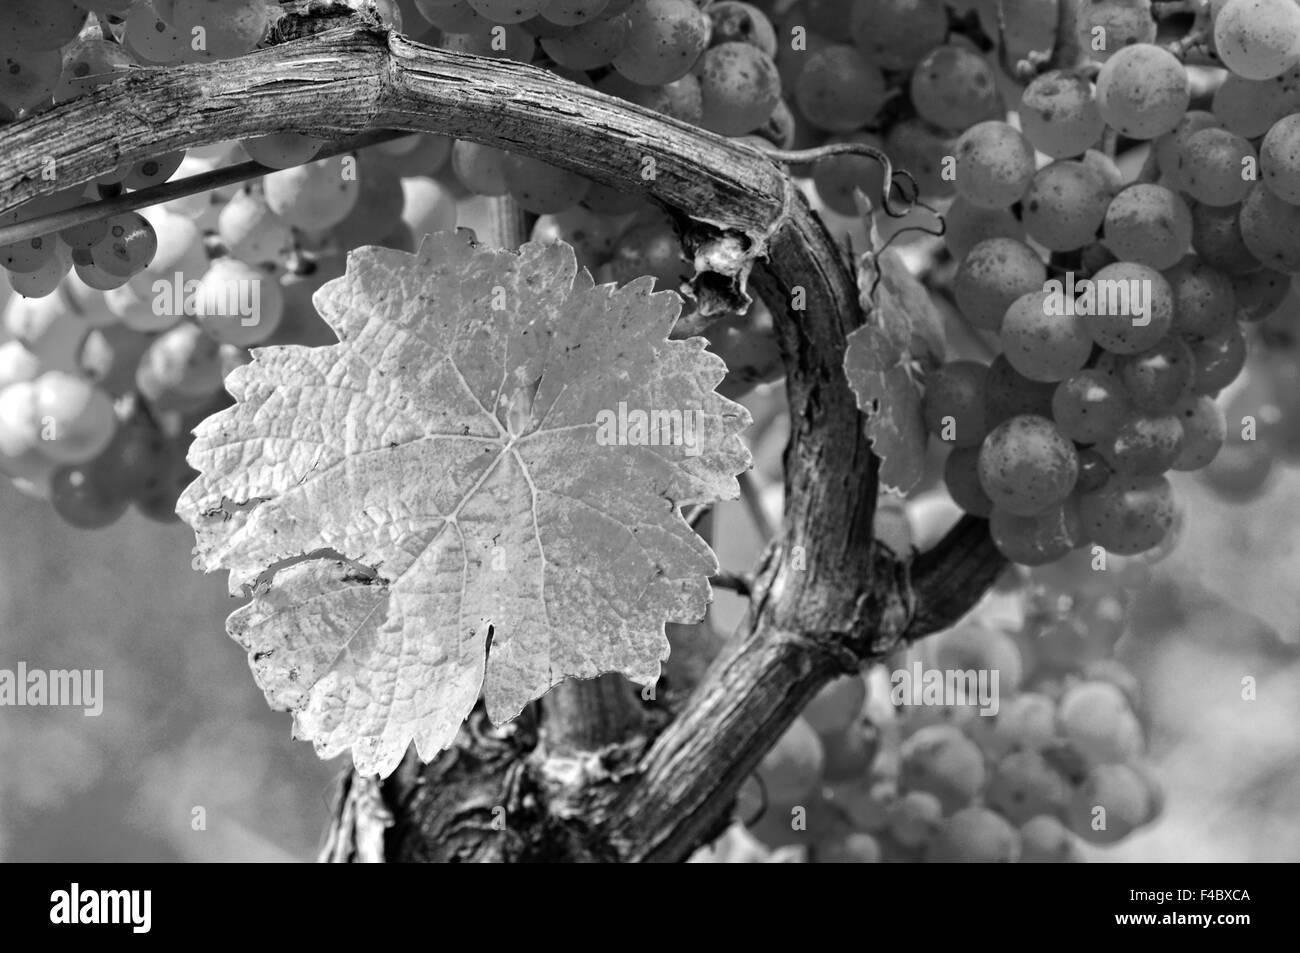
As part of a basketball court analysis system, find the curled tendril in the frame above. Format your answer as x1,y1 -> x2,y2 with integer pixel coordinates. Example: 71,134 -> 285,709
758,141 -> 940,223
758,141 -> 947,300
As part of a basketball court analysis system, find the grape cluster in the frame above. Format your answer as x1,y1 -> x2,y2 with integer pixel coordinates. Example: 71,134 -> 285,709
695,530 -> 1161,863
914,6 -> 1300,569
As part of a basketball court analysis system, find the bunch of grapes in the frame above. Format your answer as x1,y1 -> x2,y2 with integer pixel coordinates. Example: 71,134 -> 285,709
694,518 -> 1162,863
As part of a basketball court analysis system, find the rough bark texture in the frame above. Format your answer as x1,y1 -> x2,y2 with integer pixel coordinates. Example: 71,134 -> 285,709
0,10 -> 1007,863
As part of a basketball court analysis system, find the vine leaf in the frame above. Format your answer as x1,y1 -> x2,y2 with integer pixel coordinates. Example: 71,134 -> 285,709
843,246 -> 945,494
178,232 -> 752,777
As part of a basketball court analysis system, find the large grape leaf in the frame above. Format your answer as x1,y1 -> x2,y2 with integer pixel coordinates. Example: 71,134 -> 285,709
179,232 -> 752,777
843,247 -> 944,493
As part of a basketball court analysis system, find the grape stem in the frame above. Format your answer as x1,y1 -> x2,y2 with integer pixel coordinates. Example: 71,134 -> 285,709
0,18 -> 1006,863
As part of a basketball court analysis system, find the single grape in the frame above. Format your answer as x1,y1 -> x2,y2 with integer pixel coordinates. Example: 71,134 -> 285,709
978,414 -> 1079,516
0,2 -> 87,54
88,213 -> 158,279
848,0 -> 947,70
123,3 -> 190,64
984,354 -> 1057,427
925,806 -> 1020,862
985,749 -> 1072,825
1095,43 -> 1189,140
241,132 -> 325,169
1001,291 -> 1094,383
0,48 -> 62,114
1,233 -> 59,274
820,724 -> 877,781
31,371 -> 117,465
173,0 -> 272,60
1022,161 -> 1111,252
989,500 -> 1082,566
503,154 -> 592,213
1260,113 -> 1300,204
1190,200 -> 1259,274
952,238 -> 1046,333
1019,815 -> 1081,862
195,258 -> 285,347
540,11 -> 630,69
1212,0 -> 1300,81
452,140 -> 511,196
802,675 -> 866,734
922,360 -> 989,448
708,1 -> 777,56
1086,261 -> 1174,354
127,208 -> 208,300
954,121 -> 1035,210
1178,128 -> 1256,207
49,463 -> 129,529
1052,369 -> 1132,444
1102,184 -> 1192,271
1076,472 -> 1175,555
136,322 -> 226,408
1097,410 -> 1185,476
1075,0 -> 1157,62
1170,394 -> 1227,470
123,150 -> 186,191
756,716 -> 825,803
263,155 -> 361,231
1164,256 -> 1237,339
1233,266 -> 1288,321
401,176 -> 459,240
611,0 -> 710,85
944,445 -> 995,517
218,188 -> 292,266
695,42 -> 781,137
899,724 -> 986,812
816,831 -> 883,863
794,44 -> 886,132
1018,70 -> 1105,159
1116,335 -> 1194,411
1187,321 -> 1247,393
1242,178 -> 1300,267
1211,72 -> 1300,139
9,250 -> 71,299
909,44 -> 999,133
888,790 -> 944,850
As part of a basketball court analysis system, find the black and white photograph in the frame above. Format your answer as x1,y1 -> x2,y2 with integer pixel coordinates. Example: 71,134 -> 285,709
0,0 -> 1293,896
